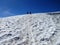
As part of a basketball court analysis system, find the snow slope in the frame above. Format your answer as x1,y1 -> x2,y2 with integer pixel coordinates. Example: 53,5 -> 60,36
0,12 -> 60,45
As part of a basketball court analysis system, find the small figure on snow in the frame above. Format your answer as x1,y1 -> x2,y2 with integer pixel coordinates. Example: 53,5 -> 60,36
30,11 -> 31,14
27,12 -> 28,14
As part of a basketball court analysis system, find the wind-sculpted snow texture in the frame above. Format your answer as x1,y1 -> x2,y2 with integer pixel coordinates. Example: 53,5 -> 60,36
0,12 -> 60,45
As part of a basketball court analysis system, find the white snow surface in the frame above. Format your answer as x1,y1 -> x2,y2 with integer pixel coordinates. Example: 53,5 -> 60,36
0,12 -> 60,45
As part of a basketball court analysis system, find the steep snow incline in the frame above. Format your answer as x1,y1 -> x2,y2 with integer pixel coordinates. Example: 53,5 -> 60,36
0,13 -> 60,45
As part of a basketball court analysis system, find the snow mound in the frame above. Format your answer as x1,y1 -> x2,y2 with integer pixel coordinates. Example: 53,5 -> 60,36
0,12 -> 60,45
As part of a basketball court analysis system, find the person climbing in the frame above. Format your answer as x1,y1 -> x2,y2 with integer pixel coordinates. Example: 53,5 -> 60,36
27,12 -> 28,14
30,11 -> 31,14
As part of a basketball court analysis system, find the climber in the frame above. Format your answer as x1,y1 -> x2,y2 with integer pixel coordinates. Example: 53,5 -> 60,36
27,12 -> 28,14
30,11 -> 31,14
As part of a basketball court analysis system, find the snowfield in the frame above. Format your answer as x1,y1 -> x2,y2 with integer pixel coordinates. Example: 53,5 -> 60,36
0,12 -> 60,45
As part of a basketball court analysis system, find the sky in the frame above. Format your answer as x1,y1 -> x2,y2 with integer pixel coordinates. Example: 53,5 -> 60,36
0,0 -> 60,17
